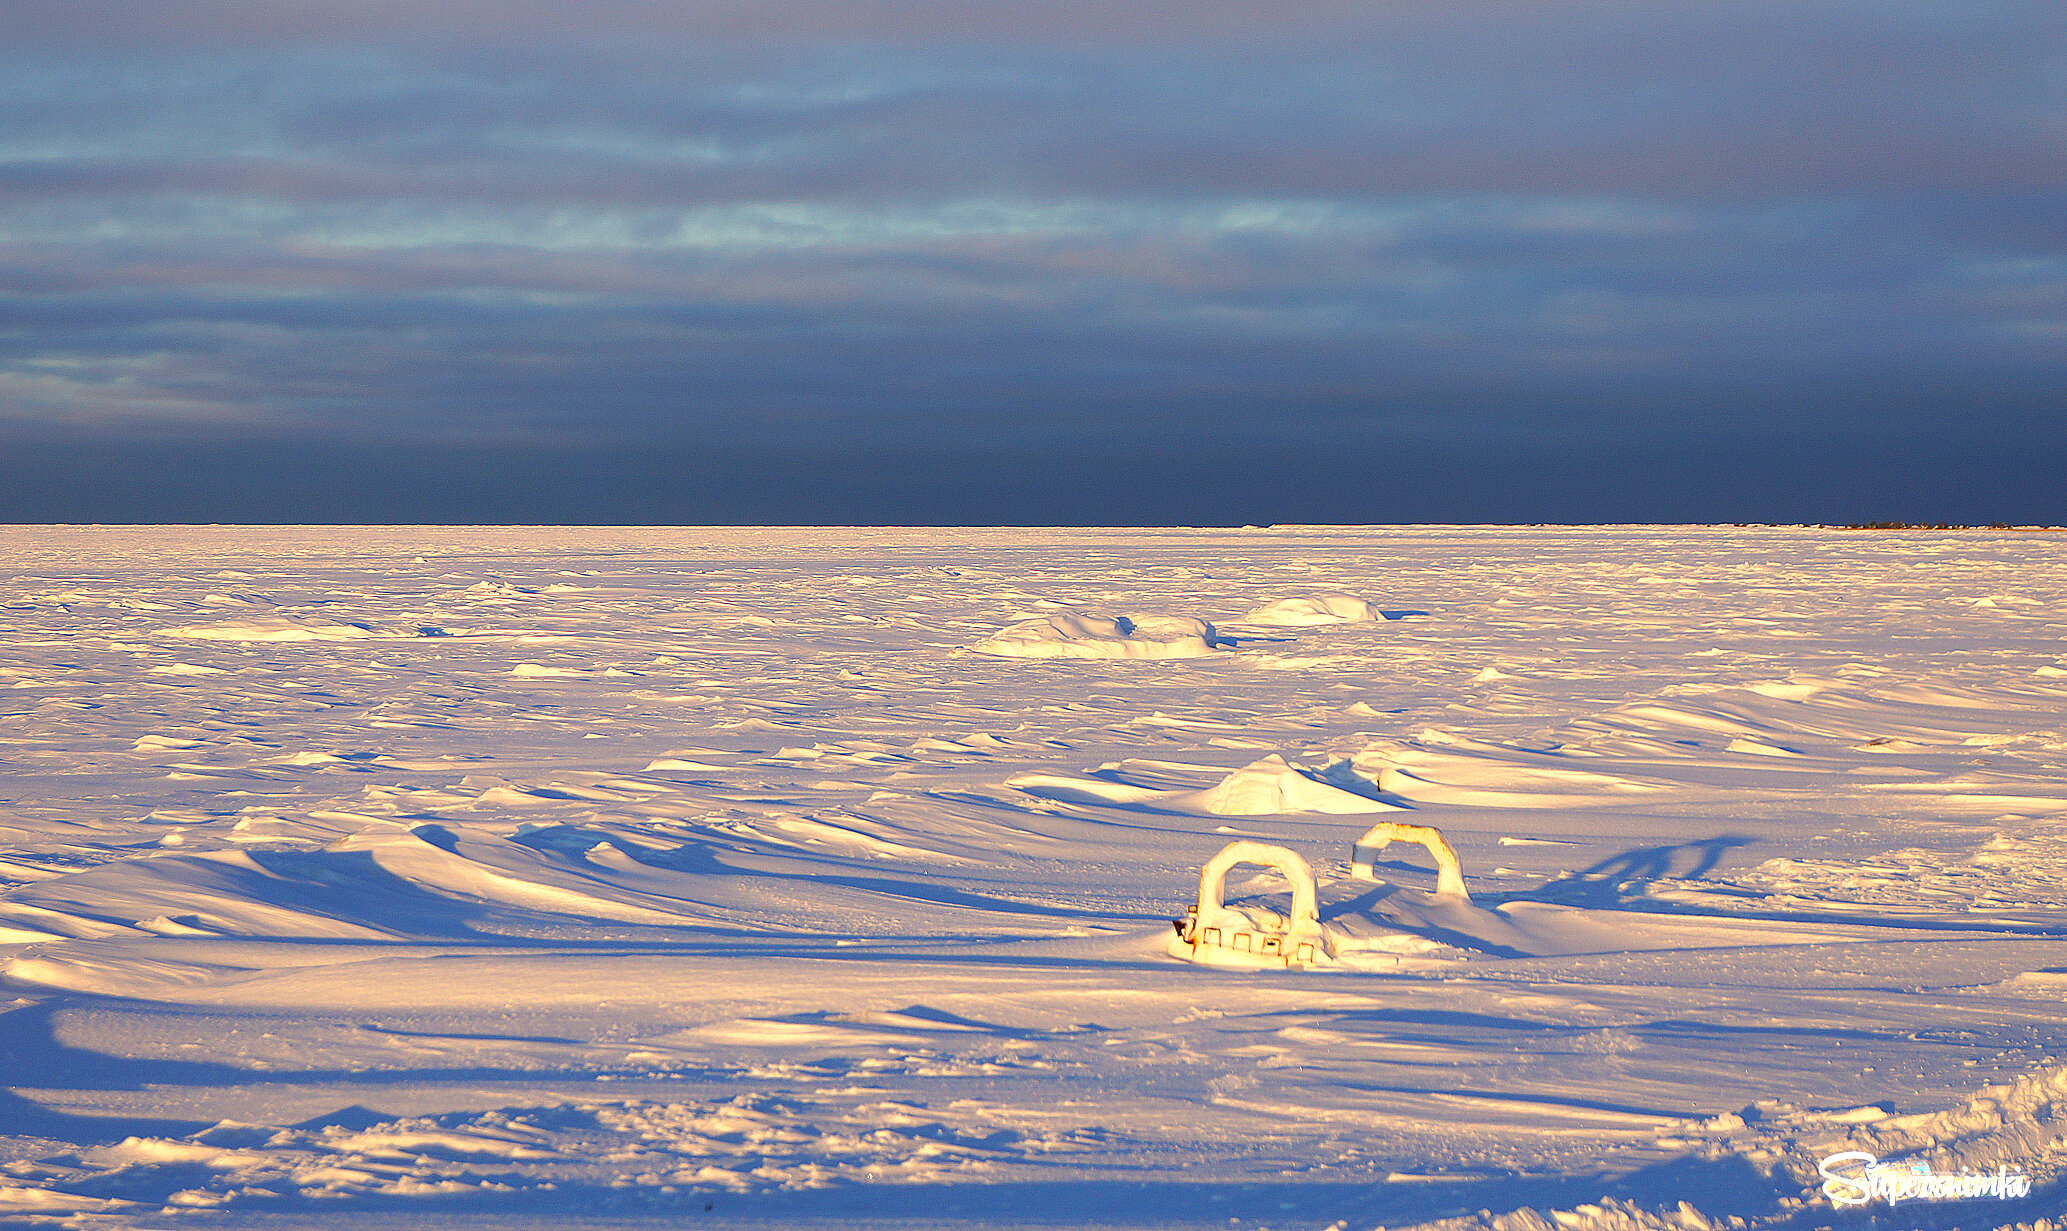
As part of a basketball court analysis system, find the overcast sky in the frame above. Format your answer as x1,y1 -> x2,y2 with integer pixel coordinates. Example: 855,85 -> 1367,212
2,0 -> 2061,523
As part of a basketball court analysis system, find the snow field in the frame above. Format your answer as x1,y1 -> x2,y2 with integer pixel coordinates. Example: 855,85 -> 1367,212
0,525 -> 2064,1229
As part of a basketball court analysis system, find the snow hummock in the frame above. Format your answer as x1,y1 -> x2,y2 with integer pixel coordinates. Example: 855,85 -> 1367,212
1241,591 -> 1383,625
1010,754 -> 1399,815
1178,754 -> 1395,814
967,609 -> 1223,658
161,615 -> 380,641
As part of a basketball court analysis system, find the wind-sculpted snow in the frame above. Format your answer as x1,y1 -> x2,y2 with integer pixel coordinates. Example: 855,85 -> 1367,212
1412,1062 -> 2067,1230
161,615 -> 388,642
966,609 -> 1224,658
1241,592 -> 1387,626
1008,754 -> 1400,816
1,525 -> 2066,1229
0,1093 -> 1100,1218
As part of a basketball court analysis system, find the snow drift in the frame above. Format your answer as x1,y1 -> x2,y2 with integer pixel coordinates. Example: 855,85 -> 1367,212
966,610 -> 1223,659
1009,754 -> 1399,815
161,615 -> 381,642
1241,591 -> 1383,625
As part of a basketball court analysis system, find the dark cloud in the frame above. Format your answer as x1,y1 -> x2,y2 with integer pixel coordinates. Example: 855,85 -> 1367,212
0,0 -> 1503,49
0,0 -> 2060,520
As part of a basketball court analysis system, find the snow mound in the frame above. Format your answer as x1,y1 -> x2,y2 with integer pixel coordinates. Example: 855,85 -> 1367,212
1241,592 -> 1382,625
1240,590 -> 1389,619
1178,755 -> 1392,815
1010,755 -> 1398,815
161,615 -> 380,642
968,610 -> 1223,659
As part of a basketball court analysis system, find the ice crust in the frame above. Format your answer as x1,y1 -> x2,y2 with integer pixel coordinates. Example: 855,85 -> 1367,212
1,525 -> 2065,1229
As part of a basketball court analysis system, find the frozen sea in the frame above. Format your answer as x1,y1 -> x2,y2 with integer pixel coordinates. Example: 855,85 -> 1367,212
2,525 -> 2064,1230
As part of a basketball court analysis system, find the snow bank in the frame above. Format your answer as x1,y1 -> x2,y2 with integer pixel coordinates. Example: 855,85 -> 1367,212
967,609 -> 1223,659
1241,591 -> 1382,625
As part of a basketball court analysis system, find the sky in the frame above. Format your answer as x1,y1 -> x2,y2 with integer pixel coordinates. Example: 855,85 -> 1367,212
1,0 -> 2061,524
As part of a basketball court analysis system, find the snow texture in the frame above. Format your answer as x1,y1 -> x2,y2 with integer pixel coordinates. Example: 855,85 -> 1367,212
1,525 -> 2065,1230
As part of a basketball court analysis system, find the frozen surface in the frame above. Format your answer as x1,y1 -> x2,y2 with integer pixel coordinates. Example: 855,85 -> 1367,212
1,525 -> 2065,1230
